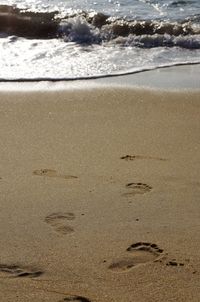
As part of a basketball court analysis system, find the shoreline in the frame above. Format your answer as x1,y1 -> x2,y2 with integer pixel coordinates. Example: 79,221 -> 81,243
0,64 -> 199,91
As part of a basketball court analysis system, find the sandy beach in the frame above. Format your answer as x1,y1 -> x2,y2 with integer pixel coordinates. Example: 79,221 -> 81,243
0,69 -> 200,301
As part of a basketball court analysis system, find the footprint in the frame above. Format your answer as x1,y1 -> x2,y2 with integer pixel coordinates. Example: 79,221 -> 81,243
0,264 -> 43,278
33,169 -> 78,180
121,155 -> 167,161
45,212 -> 75,235
59,295 -> 91,302
108,242 -> 163,272
123,182 -> 152,196
108,257 -> 136,272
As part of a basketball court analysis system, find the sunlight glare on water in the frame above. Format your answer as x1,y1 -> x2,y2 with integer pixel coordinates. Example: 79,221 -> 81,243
0,0 -> 199,79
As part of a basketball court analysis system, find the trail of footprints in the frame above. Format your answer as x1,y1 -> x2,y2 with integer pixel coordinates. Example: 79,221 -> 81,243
120,153 -> 167,196
0,161 -> 184,302
45,212 -> 76,235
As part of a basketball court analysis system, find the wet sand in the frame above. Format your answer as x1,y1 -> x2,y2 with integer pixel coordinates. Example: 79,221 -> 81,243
0,81 -> 200,301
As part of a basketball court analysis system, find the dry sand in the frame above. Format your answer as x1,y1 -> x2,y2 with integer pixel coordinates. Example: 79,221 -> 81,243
0,84 -> 200,301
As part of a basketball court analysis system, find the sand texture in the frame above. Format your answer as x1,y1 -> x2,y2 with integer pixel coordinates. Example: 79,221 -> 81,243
0,87 -> 200,301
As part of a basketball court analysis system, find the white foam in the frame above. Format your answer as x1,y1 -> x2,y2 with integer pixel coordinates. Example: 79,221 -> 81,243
59,16 -> 100,43
0,1 -> 200,80
0,35 -> 200,80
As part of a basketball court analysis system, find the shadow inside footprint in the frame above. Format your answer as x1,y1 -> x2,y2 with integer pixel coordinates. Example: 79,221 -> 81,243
45,212 -> 75,235
59,295 -> 91,302
108,258 -> 136,272
55,225 -> 74,235
123,182 -> 152,196
33,169 -> 78,180
0,264 -> 43,278
127,242 -> 163,263
166,260 -> 184,267
45,212 -> 75,222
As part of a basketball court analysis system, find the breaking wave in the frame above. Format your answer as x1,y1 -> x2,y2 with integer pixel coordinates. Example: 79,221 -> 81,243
0,4 -> 200,49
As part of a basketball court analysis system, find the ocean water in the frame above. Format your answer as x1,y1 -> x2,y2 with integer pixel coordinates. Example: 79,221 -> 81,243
0,0 -> 199,80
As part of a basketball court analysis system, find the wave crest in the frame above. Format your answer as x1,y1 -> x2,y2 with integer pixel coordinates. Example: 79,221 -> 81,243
0,4 -> 200,49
